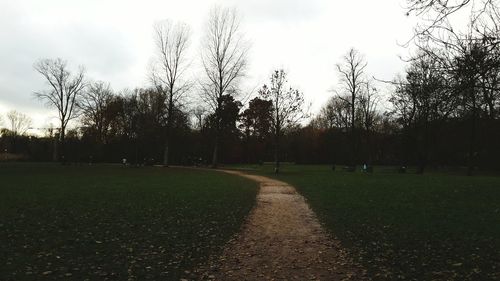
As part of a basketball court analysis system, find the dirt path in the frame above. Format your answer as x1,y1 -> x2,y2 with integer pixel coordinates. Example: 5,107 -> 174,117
193,169 -> 367,281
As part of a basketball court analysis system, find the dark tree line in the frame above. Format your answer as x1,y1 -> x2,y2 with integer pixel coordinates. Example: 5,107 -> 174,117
2,3 -> 500,174
2,57 -> 500,173
402,0 -> 500,174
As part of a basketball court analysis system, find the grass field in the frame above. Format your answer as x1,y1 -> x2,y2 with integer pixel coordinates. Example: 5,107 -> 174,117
234,164 -> 500,281
0,163 -> 258,280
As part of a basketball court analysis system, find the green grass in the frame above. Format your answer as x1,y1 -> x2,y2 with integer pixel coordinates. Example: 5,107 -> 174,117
0,163 -> 258,280
232,164 -> 500,281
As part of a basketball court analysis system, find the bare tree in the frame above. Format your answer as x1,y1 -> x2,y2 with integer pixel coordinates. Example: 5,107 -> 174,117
79,81 -> 113,143
259,69 -> 306,174
151,20 -> 191,167
314,96 -> 351,130
357,81 -> 380,166
358,81 -> 379,133
34,58 -> 86,162
192,106 -> 207,130
336,48 -> 367,168
201,6 -> 249,168
6,110 -> 32,136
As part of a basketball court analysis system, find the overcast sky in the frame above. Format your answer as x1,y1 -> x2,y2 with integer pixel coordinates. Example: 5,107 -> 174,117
0,0 -> 417,129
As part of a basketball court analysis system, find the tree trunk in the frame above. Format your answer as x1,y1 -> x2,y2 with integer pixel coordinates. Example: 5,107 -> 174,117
212,133 -> 219,168
52,136 -> 58,162
135,139 -> 139,166
417,119 -> 429,174
467,88 -> 477,176
365,125 -> 372,167
60,124 -> 66,164
350,92 -> 356,169
275,91 -> 281,174
212,101 -> 221,168
163,94 -> 174,167
274,129 -> 280,174
245,129 -> 250,164
163,138 -> 170,167
401,126 -> 412,172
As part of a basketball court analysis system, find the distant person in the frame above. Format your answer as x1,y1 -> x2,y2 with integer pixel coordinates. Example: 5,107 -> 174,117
122,158 -> 127,166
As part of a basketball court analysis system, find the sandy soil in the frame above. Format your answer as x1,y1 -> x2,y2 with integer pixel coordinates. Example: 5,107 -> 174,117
192,170 -> 368,281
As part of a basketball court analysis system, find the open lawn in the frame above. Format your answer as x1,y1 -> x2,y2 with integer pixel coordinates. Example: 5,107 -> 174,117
0,163 -> 258,280
236,164 -> 500,281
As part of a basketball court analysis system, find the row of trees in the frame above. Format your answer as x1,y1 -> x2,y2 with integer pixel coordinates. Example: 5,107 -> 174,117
2,2 -> 500,174
0,110 -> 33,137
7,7 -> 306,173
311,0 -> 500,174
401,0 -> 500,174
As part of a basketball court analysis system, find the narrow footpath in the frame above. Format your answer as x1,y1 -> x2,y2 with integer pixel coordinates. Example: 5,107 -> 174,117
194,169 -> 368,281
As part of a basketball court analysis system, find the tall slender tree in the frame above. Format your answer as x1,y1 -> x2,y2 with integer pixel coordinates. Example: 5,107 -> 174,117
336,48 -> 367,169
151,20 -> 191,167
259,69 -> 306,174
358,81 -> 380,166
201,6 -> 249,168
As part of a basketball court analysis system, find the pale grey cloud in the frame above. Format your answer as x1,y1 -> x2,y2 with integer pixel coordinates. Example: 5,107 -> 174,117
0,1 -> 143,122
234,0 -> 323,23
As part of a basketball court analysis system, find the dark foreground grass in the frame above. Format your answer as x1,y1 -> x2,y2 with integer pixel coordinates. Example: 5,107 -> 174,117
0,163 -> 258,280
236,164 -> 500,281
